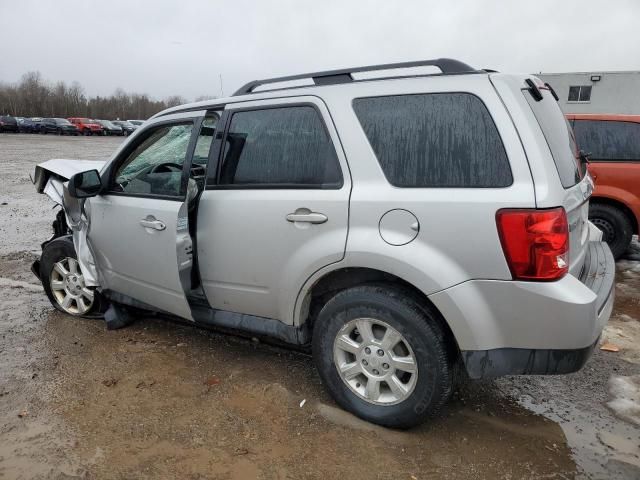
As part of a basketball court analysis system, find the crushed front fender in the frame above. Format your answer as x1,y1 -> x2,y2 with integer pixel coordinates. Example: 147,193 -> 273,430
33,159 -> 106,287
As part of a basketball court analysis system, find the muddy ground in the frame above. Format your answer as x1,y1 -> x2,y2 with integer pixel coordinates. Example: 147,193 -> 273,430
0,134 -> 639,479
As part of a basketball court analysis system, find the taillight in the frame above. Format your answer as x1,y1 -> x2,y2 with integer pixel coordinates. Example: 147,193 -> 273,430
496,207 -> 569,281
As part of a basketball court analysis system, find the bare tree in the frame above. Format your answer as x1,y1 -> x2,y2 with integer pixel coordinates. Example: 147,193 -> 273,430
0,71 -> 193,120
165,95 -> 187,108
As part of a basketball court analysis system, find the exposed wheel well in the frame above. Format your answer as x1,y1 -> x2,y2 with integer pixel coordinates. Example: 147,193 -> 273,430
303,267 -> 461,362
591,196 -> 638,235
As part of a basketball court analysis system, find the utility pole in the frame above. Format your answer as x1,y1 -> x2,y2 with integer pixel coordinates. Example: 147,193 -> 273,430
219,74 -> 224,98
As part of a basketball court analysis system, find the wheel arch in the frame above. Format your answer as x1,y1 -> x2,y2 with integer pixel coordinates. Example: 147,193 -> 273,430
297,266 -> 461,360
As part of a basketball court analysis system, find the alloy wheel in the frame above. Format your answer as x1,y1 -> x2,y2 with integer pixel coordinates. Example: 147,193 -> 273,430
333,317 -> 418,405
49,257 -> 94,315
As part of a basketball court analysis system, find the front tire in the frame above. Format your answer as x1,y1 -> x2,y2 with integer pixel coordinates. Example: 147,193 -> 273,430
40,236 -> 107,318
312,285 -> 453,428
590,203 -> 633,260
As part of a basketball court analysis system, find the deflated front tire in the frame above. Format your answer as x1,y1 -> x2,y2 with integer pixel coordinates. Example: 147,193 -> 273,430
40,236 -> 107,318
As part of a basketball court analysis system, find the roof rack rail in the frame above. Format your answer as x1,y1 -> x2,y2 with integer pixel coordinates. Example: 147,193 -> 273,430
233,58 -> 478,96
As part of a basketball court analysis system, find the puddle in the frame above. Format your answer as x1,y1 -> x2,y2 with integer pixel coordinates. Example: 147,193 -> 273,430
519,393 -> 640,478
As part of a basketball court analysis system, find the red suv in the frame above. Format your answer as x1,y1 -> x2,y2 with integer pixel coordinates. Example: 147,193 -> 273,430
567,114 -> 640,259
68,117 -> 103,136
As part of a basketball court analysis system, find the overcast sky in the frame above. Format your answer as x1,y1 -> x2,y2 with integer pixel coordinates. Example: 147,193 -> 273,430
1,0 -> 638,101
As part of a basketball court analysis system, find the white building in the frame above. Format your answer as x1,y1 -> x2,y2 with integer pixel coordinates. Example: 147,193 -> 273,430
536,71 -> 640,115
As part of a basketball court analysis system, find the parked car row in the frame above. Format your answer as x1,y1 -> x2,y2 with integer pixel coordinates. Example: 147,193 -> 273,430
0,115 -> 145,136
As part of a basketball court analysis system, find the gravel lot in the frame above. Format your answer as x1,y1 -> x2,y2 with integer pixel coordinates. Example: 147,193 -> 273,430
0,134 -> 638,479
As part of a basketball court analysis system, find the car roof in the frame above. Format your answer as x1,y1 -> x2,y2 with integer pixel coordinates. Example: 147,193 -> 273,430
151,58 -> 491,119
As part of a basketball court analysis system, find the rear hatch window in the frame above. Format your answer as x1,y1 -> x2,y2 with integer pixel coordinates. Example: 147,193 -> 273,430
522,83 -> 589,274
523,89 -> 583,188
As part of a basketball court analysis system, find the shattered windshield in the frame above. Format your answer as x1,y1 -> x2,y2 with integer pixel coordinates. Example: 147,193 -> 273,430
114,123 -> 193,197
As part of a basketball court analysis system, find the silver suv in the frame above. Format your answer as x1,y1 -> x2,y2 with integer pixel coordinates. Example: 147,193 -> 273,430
32,59 -> 615,428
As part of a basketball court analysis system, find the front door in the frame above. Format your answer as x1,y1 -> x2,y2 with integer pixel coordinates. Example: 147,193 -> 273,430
88,112 -> 204,320
196,97 -> 351,323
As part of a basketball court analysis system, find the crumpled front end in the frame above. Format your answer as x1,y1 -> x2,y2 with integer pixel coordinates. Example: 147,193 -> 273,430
32,159 -> 106,287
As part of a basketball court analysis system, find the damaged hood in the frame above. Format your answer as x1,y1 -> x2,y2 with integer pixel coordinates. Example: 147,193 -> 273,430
33,159 -> 106,195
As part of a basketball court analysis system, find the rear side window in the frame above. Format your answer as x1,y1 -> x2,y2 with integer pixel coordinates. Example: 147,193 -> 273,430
524,90 -> 582,188
573,120 -> 640,161
219,106 -> 342,188
352,93 -> 512,188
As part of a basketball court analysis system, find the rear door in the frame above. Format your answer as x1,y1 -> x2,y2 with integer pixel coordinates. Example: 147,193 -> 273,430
196,96 -> 351,323
87,111 -> 205,319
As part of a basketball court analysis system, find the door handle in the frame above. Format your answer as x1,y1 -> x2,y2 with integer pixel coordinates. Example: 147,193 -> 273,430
286,209 -> 328,224
140,218 -> 166,231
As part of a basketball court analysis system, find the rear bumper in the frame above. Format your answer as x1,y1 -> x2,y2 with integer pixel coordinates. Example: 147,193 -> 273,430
462,337 -> 599,378
430,241 -> 615,378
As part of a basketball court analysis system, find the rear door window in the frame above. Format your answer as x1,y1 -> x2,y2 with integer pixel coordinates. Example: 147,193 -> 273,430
218,106 -> 342,188
352,93 -> 512,188
524,90 -> 582,188
573,120 -> 640,161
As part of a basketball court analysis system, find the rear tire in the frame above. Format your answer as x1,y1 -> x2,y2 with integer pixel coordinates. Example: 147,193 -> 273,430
312,285 -> 453,429
40,236 -> 107,318
590,203 -> 633,260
